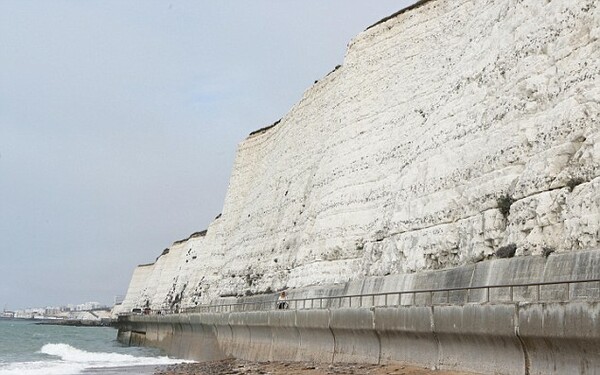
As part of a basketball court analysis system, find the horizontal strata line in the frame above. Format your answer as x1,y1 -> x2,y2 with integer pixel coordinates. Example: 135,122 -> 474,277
385,175 -> 600,238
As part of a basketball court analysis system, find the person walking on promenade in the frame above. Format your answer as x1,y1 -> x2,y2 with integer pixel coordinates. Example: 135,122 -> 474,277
277,291 -> 289,310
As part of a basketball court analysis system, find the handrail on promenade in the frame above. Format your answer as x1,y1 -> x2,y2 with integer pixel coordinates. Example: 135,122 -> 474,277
165,278 -> 600,315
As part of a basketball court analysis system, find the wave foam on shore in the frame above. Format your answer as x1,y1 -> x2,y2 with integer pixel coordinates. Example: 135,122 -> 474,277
0,343 -> 190,375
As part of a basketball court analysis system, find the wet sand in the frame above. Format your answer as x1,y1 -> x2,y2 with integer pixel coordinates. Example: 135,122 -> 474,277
155,359 -> 479,375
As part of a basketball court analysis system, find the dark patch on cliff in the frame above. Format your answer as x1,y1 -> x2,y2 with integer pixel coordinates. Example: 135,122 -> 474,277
566,177 -> 585,192
496,244 -> 517,258
497,195 -> 515,218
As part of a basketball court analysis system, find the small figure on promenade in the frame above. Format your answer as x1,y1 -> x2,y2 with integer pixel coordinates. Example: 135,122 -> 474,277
277,291 -> 289,310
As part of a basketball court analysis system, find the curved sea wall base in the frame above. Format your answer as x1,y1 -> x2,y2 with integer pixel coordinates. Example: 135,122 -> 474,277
118,250 -> 600,374
118,302 -> 600,375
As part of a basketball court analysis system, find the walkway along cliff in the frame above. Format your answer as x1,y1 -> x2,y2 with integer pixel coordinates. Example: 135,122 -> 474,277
116,0 -> 600,374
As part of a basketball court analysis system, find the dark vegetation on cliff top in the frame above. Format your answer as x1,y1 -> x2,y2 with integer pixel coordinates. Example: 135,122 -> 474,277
156,248 -> 170,261
367,0 -> 434,30
172,230 -> 208,246
249,119 -> 281,136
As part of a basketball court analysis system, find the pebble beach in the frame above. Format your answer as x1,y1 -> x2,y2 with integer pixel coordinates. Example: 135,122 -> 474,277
155,359 -> 479,375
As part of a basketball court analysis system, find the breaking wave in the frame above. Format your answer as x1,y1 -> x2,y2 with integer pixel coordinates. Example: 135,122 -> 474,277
0,343 -> 190,375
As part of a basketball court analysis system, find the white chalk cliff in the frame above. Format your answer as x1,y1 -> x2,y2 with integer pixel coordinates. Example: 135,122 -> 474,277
116,0 -> 600,314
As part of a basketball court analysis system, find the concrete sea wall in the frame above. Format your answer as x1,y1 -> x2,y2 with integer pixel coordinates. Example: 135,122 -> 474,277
118,250 -> 600,374
118,302 -> 600,375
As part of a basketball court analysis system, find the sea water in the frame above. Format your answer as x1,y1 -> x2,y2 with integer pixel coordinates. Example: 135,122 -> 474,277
0,319 -> 188,375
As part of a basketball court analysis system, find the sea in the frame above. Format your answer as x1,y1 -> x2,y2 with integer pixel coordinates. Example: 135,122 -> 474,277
0,319 -> 189,375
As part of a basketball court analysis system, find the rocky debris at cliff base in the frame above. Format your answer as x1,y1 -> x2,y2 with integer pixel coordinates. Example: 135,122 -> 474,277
154,359 -> 479,375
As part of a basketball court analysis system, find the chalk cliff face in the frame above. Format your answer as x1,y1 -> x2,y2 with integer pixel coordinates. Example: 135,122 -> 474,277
116,0 -> 600,313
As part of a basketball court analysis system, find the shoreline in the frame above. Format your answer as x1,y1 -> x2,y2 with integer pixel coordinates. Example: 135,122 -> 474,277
83,365 -> 159,374
154,359 -> 480,375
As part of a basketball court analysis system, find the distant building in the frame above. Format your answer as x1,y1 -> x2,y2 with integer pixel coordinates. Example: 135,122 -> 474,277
76,302 -> 103,311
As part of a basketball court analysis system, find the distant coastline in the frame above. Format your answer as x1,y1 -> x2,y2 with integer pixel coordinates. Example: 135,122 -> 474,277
1,312 -> 115,327
0,316 -> 112,326
35,318 -> 115,327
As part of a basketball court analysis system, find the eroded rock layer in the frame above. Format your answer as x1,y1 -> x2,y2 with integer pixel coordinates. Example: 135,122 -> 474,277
116,0 -> 600,313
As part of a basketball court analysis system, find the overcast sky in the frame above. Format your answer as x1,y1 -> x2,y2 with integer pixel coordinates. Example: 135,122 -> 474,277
0,1 -> 416,310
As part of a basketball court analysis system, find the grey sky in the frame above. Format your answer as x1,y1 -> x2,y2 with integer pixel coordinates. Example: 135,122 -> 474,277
0,1 -> 416,310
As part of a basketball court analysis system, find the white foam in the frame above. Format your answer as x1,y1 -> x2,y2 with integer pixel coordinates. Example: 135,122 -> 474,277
0,361 -> 85,375
0,343 -> 191,375
40,343 -> 187,367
